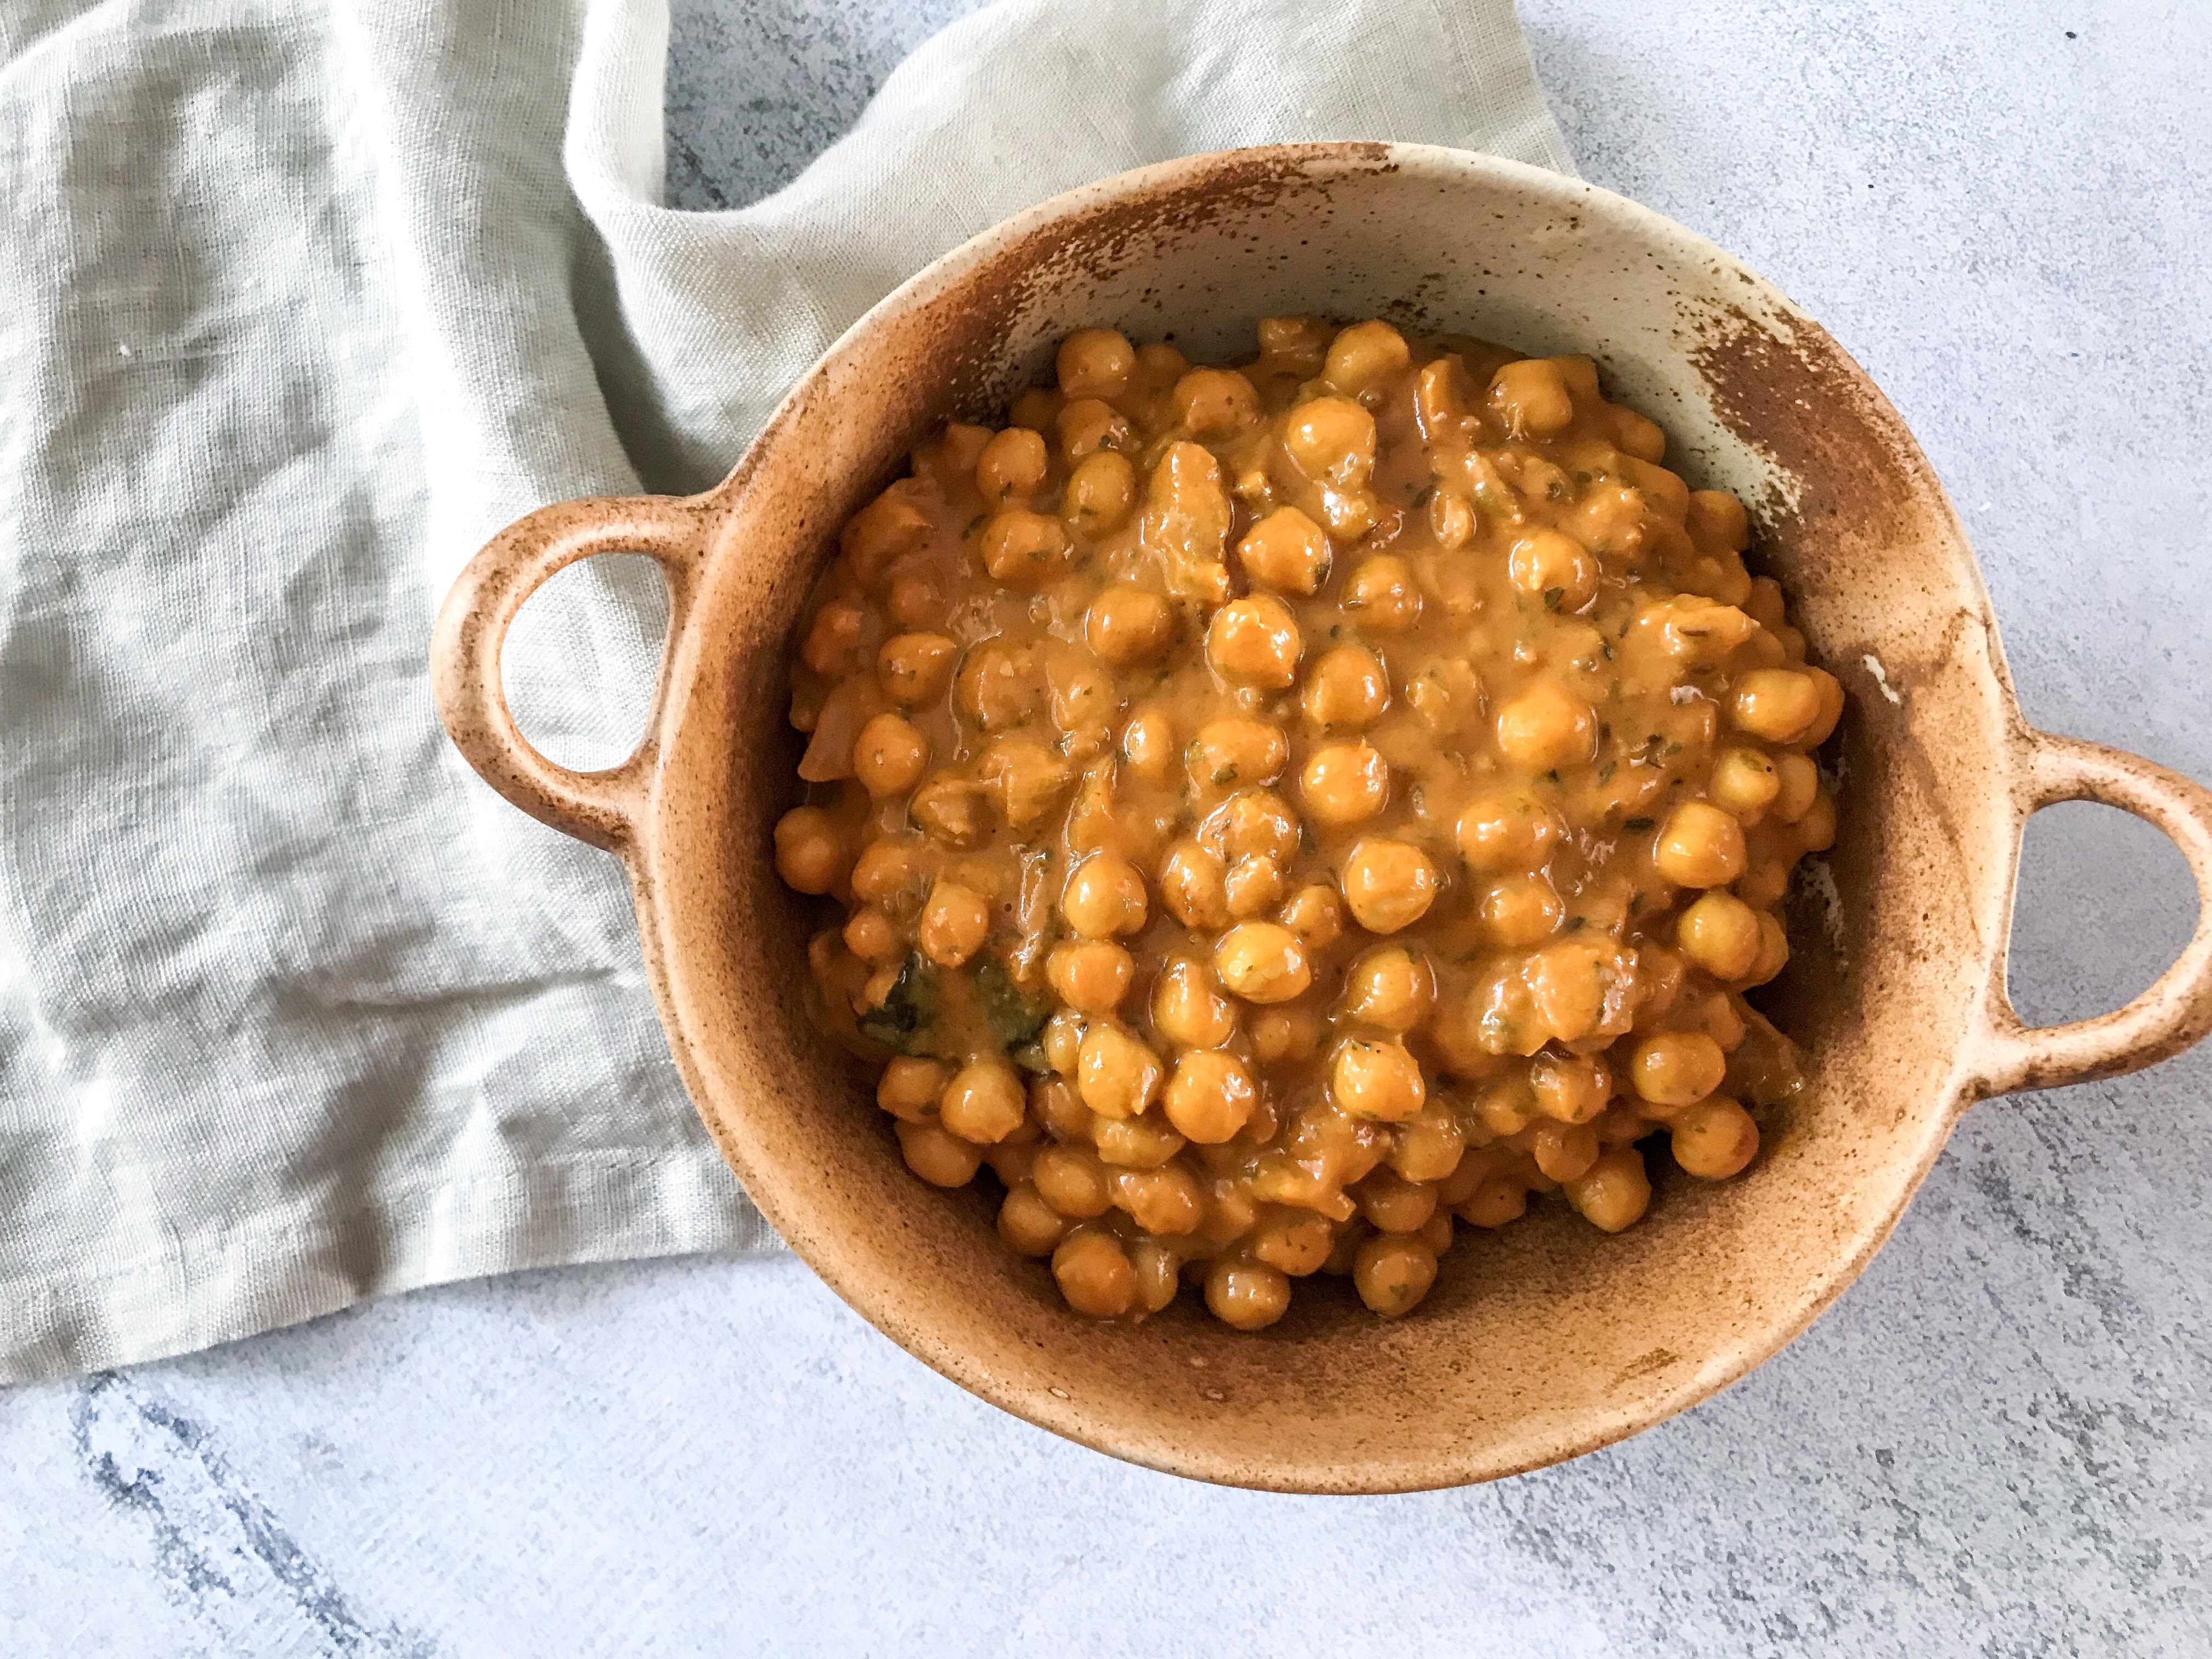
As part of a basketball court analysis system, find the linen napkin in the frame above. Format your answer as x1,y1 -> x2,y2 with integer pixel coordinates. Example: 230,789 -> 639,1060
0,0 -> 1573,1381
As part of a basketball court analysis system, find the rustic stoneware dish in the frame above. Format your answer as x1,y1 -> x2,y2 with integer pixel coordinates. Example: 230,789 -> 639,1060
431,143 -> 2212,1493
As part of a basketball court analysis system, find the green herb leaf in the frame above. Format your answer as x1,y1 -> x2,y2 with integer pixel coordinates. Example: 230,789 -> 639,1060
1543,586 -> 1565,612
856,952 -> 940,1053
1624,815 -> 1655,831
974,958 -> 1051,1054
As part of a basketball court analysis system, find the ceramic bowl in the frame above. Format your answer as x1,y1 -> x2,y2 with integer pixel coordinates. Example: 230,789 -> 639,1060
431,143 -> 2212,1492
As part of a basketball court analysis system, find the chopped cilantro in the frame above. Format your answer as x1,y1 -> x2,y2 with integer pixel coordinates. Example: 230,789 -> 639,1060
1624,815 -> 1655,831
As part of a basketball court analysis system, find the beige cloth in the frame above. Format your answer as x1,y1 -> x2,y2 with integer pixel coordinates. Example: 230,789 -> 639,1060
0,0 -> 1572,1381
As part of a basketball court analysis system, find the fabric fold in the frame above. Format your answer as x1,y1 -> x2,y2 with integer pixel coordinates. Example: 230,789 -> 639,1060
0,0 -> 1571,1382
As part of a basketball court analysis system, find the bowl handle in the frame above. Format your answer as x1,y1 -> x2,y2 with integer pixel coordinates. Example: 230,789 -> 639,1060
429,493 -> 711,852
1966,729 -> 2212,1098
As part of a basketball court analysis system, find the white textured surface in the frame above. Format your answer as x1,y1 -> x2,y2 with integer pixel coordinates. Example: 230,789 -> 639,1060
5,0 -> 2209,1652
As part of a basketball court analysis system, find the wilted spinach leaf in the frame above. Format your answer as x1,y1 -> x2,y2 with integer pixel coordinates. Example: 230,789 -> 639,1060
974,958 -> 1051,1054
856,952 -> 939,1053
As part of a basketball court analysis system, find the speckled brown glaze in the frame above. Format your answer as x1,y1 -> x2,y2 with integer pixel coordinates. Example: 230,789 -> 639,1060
431,144 -> 2212,1493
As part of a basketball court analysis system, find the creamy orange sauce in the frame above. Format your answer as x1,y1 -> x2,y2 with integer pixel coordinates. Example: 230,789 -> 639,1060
773,317 -> 1833,1328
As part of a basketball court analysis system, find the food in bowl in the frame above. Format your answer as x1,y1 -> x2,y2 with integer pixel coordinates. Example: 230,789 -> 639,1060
771,315 -> 1838,1329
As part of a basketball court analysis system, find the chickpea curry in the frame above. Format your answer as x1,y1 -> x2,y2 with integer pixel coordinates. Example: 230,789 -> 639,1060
774,317 -> 1838,1330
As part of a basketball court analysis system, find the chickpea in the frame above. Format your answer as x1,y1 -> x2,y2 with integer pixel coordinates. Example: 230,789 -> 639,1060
1062,852 -> 1148,937
1187,716 -> 1287,791
1257,313 -> 1333,368
917,878 -> 990,967
1525,935 -> 1630,1045
1047,940 -> 1135,1013
1084,583 -> 1172,668
1671,1096 -> 1759,1178
1056,397 -> 1132,460
1676,890 -> 1763,979
1509,529 -> 1598,613
876,1056 -> 950,1122
1488,358 -> 1575,437
1093,1113 -> 1184,1173
1282,394 -> 1377,490
895,1119 -> 983,1187
1531,1051 -> 1611,1124
938,1059 -> 1025,1144
1122,706 -> 1176,783
1708,746 -> 1781,820
1798,787 -> 1838,853
1148,958 -> 1231,1050
1629,1030 -> 1728,1109
1043,1010 -> 1088,1075
1033,1144 -> 1113,1217
840,490 -> 932,584
1006,383 -> 1062,433
979,507 -> 1070,584
887,572 -> 944,631
1355,1166 -> 1438,1233
956,641 -> 1042,730
1318,319 -> 1408,396
1474,1080 -> 1536,1141
1566,1147 -> 1652,1232
842,906 -> 902,966
1456,788 -> 1563,873
1687,489 -> 1751,551
800,602 -> 863,676
1053,1229 -> 1138,1317
1745,911 -> 1791,986
975,426 -> 1048,506
1730,668 -> 1824,744
1300,742 -> 1390,827
1339,838 -> 1440,934
1340,946 -> 1435,1033
1459,1173 -> 1530,1228
1279,883 -> 1345,950
1206,594 -> 1303,689
1224,854 -> 1286,919
1389,1104 -> 1466,1183
772,805 -> 844,894
1353,1232 -> 1438,1317
1250,1211 -> 1334,1276
1654,800 -> 1748,888
1056,328 -> 1136,399
1771,752 -> 1821,823
1340,555 -> 1423,634
1130,1238 -> 1182,1313
1237,506 -> 1330,595
874,632 -> 956,708
998,1182 -> 1069,1256
1530,1119 -> 1600,1183
1610,404 -> 1667,464
851,712 -> 929,798
1062,449 -> 1138,536
1159,838 -> 1231,930
1076,1022 -> 1164,1120
1204,788 -> 1300,865
1805,667 -> 1846,745
1108,1165 -> 1199,1238
1164,1049 -> 1258,1143
1495,681 -> 1596,771
1214,922 -> 1312,1003
1250,1006 -> 1323,1063
1205,1259 -> 1291,1330
1331,1037 -> 1426,1122
1482,874 -> 1564,946
1172,366 -> 1260,437
1304,645 -> 1391,730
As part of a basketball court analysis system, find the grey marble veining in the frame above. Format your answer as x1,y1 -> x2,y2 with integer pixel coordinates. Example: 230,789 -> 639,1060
5,1 -> 2209,1654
